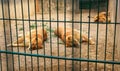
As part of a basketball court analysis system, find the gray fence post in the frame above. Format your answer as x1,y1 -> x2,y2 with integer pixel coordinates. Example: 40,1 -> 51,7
3,0 -> 13,71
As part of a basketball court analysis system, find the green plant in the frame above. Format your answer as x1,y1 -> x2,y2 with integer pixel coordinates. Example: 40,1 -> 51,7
30,24 -> 37,29
46,28 -> 54,33
19,27 -> 23,31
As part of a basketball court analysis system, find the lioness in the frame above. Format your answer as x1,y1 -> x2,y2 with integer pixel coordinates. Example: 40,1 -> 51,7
54,26 -> 95,47
7,28 -> 47,50
93,12 -> 111,23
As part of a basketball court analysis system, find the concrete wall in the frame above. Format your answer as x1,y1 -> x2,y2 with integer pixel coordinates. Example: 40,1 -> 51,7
0,0 -> 35,19
0,0 -> 79,18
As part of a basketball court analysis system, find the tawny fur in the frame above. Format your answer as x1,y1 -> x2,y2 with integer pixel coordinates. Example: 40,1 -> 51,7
93,12 -> 111,23
7,28 -> 47,50
54,26 -> 95,47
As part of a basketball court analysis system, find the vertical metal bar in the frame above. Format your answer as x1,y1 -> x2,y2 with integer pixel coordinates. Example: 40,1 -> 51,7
64,0 -> 67,71
43,27 -> 46,70
48,0 -> 52,70
27,0 -> 33,71
87,0 -> 92,71
34,0 -> 40,71
56,0 -> 60,71
7,0 -> 15,70
0,56 -> 1,71
1,0 -> 8,70
95,0 -> 100,71
0,0 -> 2,63
116,0 -> 120,70
41,0 -> 46,70
71,0 -> 74,70
104,0 -> 109,71
42,1 -> 46,71
20,0 -> 27,70
1,0 -> 13,71
43,24 -> 46,71
13,0 -> 21,70
0,47 -> 2,71
79,0 -> 82,71
112,0 -> 118,70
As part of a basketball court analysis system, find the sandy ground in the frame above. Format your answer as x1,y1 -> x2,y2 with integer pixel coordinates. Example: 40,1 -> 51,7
0,9 -> 119,71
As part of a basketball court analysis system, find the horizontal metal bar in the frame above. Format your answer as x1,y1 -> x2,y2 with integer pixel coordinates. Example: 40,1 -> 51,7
0,18 -> 120,24
0,50 -> 120,65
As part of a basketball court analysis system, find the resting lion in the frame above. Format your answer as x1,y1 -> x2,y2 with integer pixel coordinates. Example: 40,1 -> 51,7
93,12 -> 111,23
54,26 -> 95,47
7,28 -> 47,50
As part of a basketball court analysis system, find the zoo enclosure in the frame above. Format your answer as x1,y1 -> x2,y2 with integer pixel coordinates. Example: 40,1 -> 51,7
0,0 -> 120,71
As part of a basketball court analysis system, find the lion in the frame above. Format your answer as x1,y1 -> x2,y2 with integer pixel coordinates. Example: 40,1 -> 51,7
93,12 -> 111,23
7,28 -> 47,50
54,26 -> 95,47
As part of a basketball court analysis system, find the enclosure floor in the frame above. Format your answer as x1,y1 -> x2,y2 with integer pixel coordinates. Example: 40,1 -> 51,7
0,10 -> 119,71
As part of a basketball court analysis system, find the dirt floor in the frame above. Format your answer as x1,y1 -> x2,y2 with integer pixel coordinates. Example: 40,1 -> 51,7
0,9 -> 120,71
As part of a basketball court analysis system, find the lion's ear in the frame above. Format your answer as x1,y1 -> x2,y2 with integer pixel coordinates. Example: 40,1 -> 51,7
67,36 -> 71,40
66,35 -> 72,40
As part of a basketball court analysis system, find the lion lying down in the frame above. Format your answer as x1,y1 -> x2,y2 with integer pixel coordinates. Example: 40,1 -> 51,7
7,28 -> 47,50
54,26 -> 95,47
93,12 -> 111,23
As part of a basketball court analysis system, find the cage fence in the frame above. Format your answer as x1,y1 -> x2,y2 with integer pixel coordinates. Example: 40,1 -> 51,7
0,0 -> 120,71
